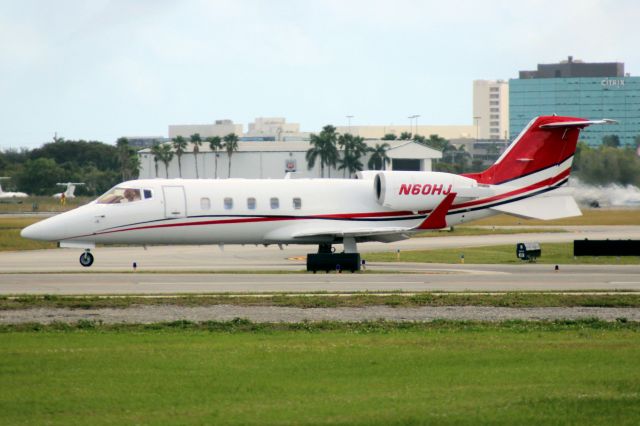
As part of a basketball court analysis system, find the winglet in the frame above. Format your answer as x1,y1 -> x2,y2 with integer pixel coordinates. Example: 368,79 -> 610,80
538,118 -> 618,129
415,193 -> 457,230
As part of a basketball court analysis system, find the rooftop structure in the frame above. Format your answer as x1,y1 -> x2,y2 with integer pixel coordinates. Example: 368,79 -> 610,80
519,56 -> 625,79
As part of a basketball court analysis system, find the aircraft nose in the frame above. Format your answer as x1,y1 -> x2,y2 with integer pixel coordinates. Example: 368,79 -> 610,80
21,221 -> 52,241
21,222 -> 41,240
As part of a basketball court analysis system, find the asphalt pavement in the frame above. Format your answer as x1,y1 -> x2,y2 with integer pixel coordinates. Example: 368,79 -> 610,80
1,225 -> 638,294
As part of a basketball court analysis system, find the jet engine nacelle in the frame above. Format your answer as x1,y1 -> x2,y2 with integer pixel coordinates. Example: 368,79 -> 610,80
374,171 -> 479,211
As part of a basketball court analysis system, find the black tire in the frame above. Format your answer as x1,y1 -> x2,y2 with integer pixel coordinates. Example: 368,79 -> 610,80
79,252 -> 94,267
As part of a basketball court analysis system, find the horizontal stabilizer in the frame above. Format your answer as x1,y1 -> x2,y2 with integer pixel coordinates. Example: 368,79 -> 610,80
538,119 -> 617,129
491,195 -> 582,220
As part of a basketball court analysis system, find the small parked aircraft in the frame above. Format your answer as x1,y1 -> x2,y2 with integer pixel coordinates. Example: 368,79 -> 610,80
0,177 -> 28,199
52,182 -> 85,199
21,116 -> 615,270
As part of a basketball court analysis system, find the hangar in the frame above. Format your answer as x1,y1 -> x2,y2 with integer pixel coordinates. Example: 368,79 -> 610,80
137,139 -> 442,179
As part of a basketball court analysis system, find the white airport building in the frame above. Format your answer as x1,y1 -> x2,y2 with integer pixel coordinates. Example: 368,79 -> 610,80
335,124 -> 474,140
137,139 -> 442,180
473,79 -> 510,140
168,119 -> 243,140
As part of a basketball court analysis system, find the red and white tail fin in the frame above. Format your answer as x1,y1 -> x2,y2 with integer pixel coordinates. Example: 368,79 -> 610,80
461,116 -> 615,220
463,116 -> 615,186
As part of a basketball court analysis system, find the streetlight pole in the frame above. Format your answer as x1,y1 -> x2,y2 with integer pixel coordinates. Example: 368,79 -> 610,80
346,115 -> 354,134
473,116 -> 481,142
408,115 -> 418,136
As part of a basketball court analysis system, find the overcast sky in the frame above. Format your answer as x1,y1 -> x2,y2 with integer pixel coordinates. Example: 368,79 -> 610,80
1,0 -> 639,149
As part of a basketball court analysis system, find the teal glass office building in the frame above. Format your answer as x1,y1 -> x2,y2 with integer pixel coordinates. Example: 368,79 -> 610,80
509,77 -> 640,146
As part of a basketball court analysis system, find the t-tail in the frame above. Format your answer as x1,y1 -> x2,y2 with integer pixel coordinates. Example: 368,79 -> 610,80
462,115 -> 616,220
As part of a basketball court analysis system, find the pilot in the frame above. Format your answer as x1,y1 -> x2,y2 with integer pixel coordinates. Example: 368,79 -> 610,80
123,189 -> 139,202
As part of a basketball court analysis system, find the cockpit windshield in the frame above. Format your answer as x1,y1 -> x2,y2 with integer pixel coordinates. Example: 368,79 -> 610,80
97,187 -> 143,204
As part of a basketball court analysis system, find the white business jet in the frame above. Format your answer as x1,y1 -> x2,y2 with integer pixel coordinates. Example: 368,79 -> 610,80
0,177 -> 28,198
53,182 -> 85,199
21,116 -> 614,270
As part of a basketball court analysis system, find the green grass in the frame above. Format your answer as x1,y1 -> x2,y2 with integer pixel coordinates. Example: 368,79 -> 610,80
3,292 -> 640,310
0,196 -> 91,213
472,208 -> 640,226
414,226 -> 566,238
1,320 -> 639,425
0,230 -> 56,251
366,242 -> 640,264
0,217 -> 56,251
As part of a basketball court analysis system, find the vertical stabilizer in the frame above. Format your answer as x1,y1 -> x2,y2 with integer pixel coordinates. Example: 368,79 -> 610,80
463,116 -> 614,186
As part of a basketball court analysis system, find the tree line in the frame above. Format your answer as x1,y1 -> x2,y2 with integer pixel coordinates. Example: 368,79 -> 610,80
574,141 -> 640,187
304,125 -> 477,177
0,137 -> 138,196
149,133 -> 240,179
1,132 -> 638,196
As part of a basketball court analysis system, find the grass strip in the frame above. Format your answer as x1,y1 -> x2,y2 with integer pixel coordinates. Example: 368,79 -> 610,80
1,317 -> 639,333
3,292 -> 640,310
414,226 -> 566,237
471,208 -> 640,226
2,319 -> 639,425
368,242 -> 640,264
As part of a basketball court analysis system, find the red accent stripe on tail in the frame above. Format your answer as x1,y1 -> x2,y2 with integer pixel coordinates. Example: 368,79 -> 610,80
463,116 -> 586,185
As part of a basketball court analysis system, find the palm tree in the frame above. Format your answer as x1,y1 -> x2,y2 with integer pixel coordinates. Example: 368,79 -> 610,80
152,144 -> 174,178
223,133 -> 239,178
367,143 -> 391,170
206,136 -> 222,178
425,134 -> 450,151
128,152 -> 141,180
150,144 -> 162,177
454,145 -> 471,172
116,137 -> 132,181
190,133 -> 202,178
306,125 -> 339,178
337,134 -> 368,178
171,135 -> 188,177
160,144 -> 174,178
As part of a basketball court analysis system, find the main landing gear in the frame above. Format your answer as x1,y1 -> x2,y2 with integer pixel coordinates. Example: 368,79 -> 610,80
79,249 -> 94,267
306,238 -> 361,273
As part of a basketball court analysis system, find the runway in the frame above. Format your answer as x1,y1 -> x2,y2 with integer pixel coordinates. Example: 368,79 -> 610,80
1,264 -> 640,294
2,225 -> 639,273
1,225 -> 638,294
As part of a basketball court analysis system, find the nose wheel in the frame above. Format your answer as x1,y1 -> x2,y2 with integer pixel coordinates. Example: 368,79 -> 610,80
79,250 -> 94,267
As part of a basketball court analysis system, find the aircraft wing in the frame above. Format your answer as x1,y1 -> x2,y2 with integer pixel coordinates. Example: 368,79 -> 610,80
292,226 -> 413,238
292,192 -> 458,239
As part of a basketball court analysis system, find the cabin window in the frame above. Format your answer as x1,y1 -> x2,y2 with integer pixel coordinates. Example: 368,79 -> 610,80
293,197 -> 302,210
270,197 -> 279,209
97,187 -> 142,204
201,197 -> 211,210
247,197 -> 256,210
143,189 -> 152,199
224,197 -> 233,210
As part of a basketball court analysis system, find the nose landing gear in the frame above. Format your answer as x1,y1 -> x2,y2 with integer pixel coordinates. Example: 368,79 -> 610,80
79,250 -> 94,267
